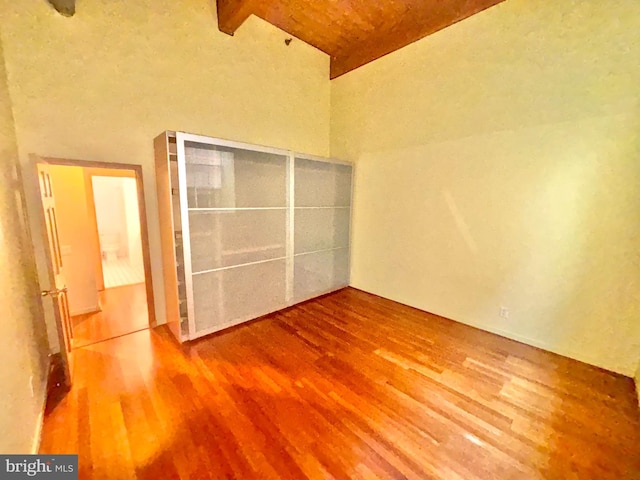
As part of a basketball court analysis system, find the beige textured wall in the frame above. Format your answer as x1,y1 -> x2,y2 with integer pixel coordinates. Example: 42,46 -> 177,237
48,165 -> 100,315
0,0 -> 330,350
0,33 -> 50,453
331,0 -> 640,375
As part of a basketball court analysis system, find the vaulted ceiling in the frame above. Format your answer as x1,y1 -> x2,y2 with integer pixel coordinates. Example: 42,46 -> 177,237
45,0 -> 506,78
217,0 -> 506,78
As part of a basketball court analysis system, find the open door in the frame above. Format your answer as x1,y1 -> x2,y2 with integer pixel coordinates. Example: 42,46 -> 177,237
37,161 -> 73,388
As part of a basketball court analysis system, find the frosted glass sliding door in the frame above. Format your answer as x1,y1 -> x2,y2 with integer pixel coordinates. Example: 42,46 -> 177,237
169,132 -> 352,341
178,136 -> 289,337
293,157 -> 352,302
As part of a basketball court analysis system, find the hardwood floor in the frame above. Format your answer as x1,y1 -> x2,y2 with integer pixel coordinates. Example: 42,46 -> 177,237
71,283 -> 149,348
41,288 -> 640,479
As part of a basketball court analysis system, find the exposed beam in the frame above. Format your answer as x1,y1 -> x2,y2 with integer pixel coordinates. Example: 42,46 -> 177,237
47,0 -> 75,17
216,0 -> 258,36
247,0 -> 505,79
329,0 -> 506,79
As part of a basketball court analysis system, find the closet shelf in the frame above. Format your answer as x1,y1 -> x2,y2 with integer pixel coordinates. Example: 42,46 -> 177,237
192,255 -> 288,276
294,246 -> 349,257
222,244 -> 283,255
185,161 -> 225,167
188,207 -> 287,212
294,206 -> 350,209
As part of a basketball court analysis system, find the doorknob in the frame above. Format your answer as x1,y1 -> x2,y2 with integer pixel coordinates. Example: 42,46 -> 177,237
41,287 -> 68,297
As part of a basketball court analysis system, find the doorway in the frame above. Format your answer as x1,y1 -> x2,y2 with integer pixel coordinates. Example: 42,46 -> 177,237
41,161 -> 155,349
92,175 -> 145,289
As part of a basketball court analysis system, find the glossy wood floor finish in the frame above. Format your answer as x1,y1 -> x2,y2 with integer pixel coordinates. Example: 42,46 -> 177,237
41,288 -> 640,479
71,283 -> 149,348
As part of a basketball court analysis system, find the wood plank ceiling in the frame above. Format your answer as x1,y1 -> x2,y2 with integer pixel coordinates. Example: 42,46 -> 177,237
47,0 -> 76,16
217,0 -> 506,79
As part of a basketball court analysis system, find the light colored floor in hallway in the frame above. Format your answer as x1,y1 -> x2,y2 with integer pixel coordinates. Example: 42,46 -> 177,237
102,258 -> 144,288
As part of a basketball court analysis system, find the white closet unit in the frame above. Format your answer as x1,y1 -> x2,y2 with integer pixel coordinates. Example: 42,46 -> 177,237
154,131 -> 352,342
293,157 -> 352,303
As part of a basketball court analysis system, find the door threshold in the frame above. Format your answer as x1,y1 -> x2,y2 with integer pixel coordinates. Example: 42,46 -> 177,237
73,327 -> 150,350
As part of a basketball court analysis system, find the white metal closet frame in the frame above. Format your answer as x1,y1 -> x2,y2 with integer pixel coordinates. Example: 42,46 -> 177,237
173,132 -> 353,341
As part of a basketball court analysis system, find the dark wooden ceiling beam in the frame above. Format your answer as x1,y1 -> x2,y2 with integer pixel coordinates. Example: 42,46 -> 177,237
47,0 -> 75,17
329,0 -> 506,79
218,0 -> 506,78
216,0 -> 260,35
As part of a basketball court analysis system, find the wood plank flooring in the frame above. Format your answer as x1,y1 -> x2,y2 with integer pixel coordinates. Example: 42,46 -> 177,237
41,288 -> 640,479
71,283 -> 149,348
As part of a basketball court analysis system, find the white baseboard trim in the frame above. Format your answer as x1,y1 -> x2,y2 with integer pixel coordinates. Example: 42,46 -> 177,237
30,378 -> 48,454
449,315 -> 634,377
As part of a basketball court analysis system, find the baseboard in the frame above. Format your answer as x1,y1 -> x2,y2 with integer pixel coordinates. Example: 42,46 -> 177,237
31,353 -> 69,453
30,355 -> 57,454
349,286 -> 634,377
31,398 -> 45,454
450,315 -> 634,377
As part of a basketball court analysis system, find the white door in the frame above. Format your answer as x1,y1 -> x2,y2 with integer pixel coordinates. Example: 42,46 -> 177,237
37,161 -> 73,387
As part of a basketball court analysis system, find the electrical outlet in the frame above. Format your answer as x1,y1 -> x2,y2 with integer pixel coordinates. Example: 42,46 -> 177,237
29,375 -> 35,398
500,307 -> 509,319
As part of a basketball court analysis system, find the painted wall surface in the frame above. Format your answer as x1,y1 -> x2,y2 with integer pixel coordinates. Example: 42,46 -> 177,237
0,0 -> 330,350
92,176 -> 130,259
49,165 -> 100,315
122,177 -> 143,269
331,0 -> 640,375
0,34 -> 50,453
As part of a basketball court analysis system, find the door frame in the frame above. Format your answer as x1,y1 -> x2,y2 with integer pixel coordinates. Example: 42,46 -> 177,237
34,157 -> 157,330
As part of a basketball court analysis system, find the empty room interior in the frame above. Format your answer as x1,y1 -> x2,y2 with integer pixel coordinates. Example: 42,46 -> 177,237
0,0 -> 639,478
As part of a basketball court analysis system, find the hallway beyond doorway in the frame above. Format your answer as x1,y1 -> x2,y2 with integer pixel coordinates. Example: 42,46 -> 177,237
71,283 -> 148,348
102,258 -> 145,288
